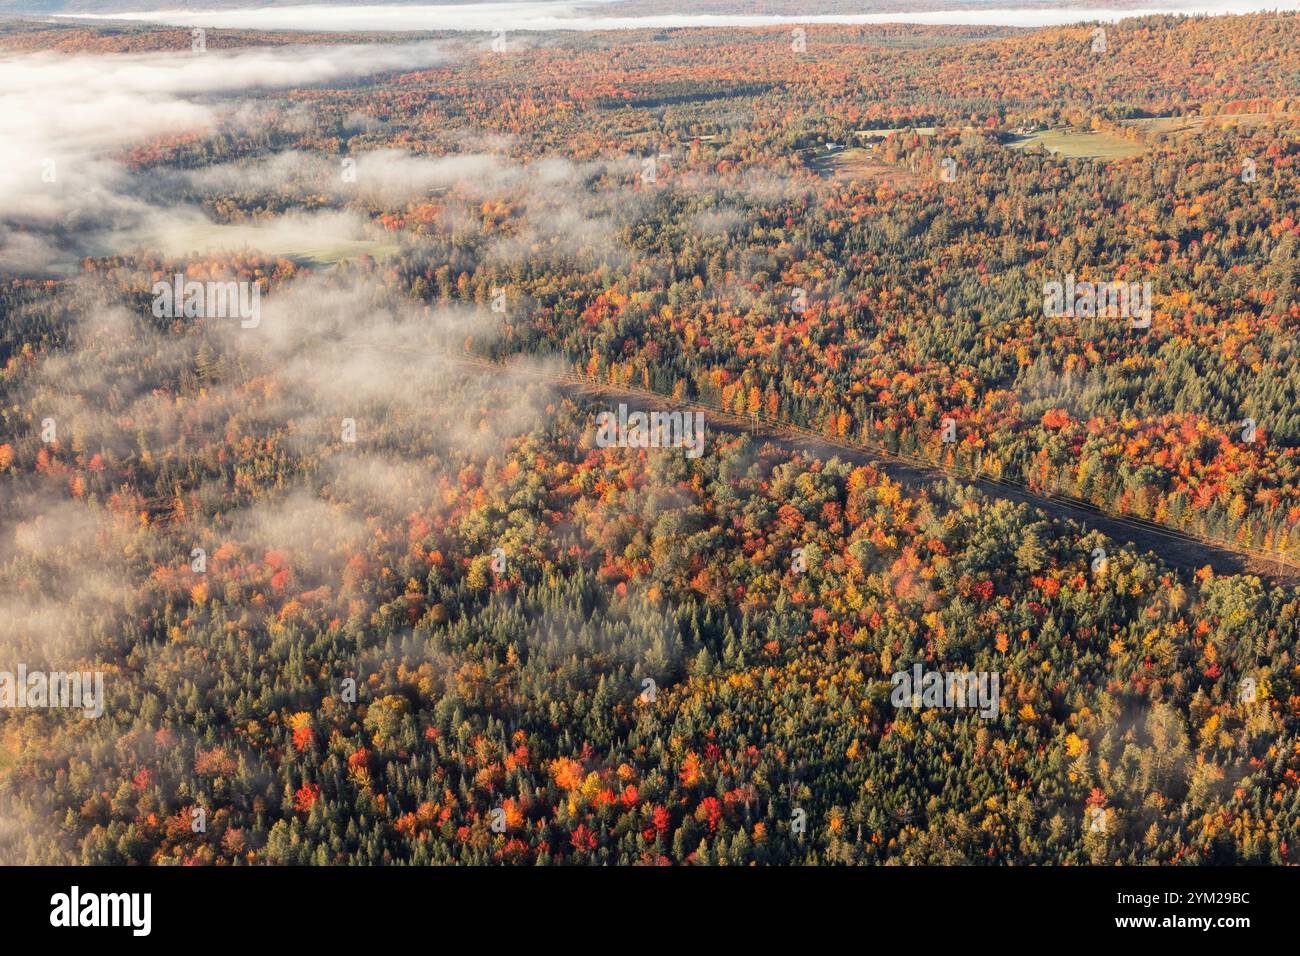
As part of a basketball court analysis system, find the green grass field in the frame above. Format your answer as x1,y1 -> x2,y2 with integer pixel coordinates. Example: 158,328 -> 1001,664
1006,127 -> 1146,160
49,221 -> 402,275
1119,112 -> 1276,137
139,223 -> 400,268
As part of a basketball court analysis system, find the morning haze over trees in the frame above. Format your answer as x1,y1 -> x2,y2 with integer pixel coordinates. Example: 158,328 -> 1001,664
0,5 -> 1297,866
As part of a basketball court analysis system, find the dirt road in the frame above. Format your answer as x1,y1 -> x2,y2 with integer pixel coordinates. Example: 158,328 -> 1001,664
559,372 -> 1300,588
382,345 -> 1300,588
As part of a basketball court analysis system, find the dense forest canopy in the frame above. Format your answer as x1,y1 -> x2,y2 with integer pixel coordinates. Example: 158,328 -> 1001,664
0,12 -> 1298,865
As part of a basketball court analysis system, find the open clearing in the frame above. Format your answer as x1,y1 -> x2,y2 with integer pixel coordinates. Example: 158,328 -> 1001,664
56,221 -> 402,274
1120,111 -> 1280,136
134,223 -> 400,267
806,146 -> 926,186
854,126 -> 940,138
1005,126 -> 1146,160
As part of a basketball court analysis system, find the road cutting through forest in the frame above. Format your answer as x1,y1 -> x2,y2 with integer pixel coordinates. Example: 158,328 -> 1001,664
377,345 -> 1300,587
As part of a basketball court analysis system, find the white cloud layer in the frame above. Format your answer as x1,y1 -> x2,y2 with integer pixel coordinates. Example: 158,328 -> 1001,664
0,41 -> 448,272
61,0 -> 1300,32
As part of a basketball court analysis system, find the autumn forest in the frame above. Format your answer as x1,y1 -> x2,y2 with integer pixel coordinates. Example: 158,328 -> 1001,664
1,8 -> 1298,870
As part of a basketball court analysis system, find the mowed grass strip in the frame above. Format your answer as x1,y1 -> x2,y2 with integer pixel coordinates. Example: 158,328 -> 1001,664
1006,126 -> 1146,160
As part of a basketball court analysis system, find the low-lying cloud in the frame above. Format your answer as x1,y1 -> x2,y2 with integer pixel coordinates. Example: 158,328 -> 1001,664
0,41 -> 449,273
58,1 -> 1300,33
